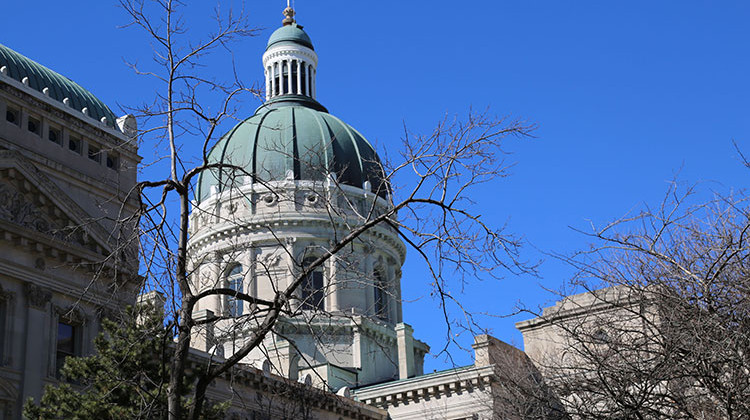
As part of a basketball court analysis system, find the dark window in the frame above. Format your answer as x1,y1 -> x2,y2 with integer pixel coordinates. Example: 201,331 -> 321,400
106,154 -> 118,170
5,107 -> 19,126
300,63 -> 307,96
301,258 -> 324,311
227,265 -> 243,317
592,329 -> 610,344
27,116 -> 41,136
374,269 -> 388,321
290,60 -> 298,94
68,137 -> 81,154
88,145 -> 101,163
56,321 -> 77,376
48,127 -> 61,145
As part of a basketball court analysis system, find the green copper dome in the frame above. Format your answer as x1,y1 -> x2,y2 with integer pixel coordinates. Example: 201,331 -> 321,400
267,23 -> 314,50
0,44 -> 118,128
196,97 -> 387,203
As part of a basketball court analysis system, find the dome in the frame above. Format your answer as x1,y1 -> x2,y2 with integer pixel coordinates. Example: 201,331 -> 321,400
267,23 -> 314,50
0,44 -> 118,128
196,97 -> 388,203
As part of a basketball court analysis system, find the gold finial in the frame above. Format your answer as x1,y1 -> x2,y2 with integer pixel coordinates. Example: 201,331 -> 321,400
283,1 -> 296,26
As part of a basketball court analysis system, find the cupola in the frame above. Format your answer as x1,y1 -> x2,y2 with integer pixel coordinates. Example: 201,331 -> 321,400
262,6 -> 318,100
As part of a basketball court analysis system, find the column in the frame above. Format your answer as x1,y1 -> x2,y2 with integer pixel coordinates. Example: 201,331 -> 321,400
296,60 -> 302,95
265,67 -> 270,100
396,323 -> 415,379
307,64 -> 312,97
286,60 -> 293,95
312,68 -> 316,98
270,64 -> 276,98
192,309 -> 215,353
328,254 -> 338,312
22,284 -> 52,405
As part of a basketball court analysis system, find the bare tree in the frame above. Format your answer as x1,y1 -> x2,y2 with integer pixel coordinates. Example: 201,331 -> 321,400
520,180 -> 750,419
118,1 -> 536,419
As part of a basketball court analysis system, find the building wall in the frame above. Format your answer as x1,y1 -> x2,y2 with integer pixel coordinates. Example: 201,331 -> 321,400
0,68 -> 140,419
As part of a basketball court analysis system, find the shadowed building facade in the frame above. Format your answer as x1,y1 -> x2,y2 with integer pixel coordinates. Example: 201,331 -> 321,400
0,44 -> 141,418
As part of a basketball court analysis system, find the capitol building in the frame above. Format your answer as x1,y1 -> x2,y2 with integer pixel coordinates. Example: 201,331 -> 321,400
0,6 -> 572,420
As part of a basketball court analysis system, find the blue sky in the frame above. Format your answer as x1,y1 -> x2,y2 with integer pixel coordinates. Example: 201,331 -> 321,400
3,1 -> 749,371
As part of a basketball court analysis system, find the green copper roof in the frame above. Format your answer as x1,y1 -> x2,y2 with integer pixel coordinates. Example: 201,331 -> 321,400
196,97 -> 387,202
267,24 -> 314,50
0,44 -> 117,128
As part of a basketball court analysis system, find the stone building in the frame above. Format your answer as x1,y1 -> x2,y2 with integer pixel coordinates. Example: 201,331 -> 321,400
0,44 -> 141,418
187,7 -> 555,420
188,5 -> 429,392
0,6 -> 563,420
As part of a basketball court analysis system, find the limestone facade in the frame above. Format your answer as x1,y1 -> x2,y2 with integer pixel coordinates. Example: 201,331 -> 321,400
0,58 -> 141,418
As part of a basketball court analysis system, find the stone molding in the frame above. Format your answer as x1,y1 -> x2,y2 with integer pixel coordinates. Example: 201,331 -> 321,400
354,365 -> 496,408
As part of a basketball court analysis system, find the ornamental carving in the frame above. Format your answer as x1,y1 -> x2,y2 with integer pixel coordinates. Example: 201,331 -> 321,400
259,253 -> 282,268
0,177 -> 89,250
24,283 -> 51,309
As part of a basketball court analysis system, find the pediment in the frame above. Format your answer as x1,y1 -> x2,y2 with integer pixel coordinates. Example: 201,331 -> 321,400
0,151 -> 115,259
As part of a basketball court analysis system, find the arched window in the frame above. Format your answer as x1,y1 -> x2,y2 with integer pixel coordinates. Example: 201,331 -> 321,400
301,258 -> 324,311
374,268 -> 388,321
227,264 -> 243,317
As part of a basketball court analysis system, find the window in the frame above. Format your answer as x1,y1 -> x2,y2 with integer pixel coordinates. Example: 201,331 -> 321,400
56,321 -> 78,376
301,258 -> 324,311
48,126 -> 61,145
106,154 -> 118,170
27,116 -> 41,136
227,265 -> 243,317
5,106 -> 19,126
88,145 -> 101,163
374,269 -> 388,321
592,328 -> 610,344
68,136 -> 81,154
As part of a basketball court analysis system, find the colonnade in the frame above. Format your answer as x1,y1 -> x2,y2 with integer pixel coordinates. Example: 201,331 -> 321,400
265,59 -> 316,100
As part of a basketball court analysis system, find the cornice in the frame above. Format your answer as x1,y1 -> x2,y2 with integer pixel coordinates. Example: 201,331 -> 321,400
353,365 -> 496,408
0,79 -> 138,156
188,215 -> 406,263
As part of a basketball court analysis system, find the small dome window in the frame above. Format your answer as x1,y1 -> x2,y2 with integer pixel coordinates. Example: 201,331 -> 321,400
27,116 -> 41,136
48,126 -> 61,145
68,136 -> 82,154
88,144 -> 101,163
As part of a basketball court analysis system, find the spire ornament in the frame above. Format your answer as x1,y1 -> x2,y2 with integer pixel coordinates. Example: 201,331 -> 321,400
283,2 -> 296,26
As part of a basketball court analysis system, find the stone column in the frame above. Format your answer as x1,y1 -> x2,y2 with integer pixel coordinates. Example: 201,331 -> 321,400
269,336 -> 298,380
396,322 -> 415,379
22,284 -> 52,404
265,67 -> 271,100
352,323 -> 362,369
270,64 -> 276,98
192,309 -> 216,354
296,60 -> 302,95
328,253 -> 339,312
286,60 -> 292,94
